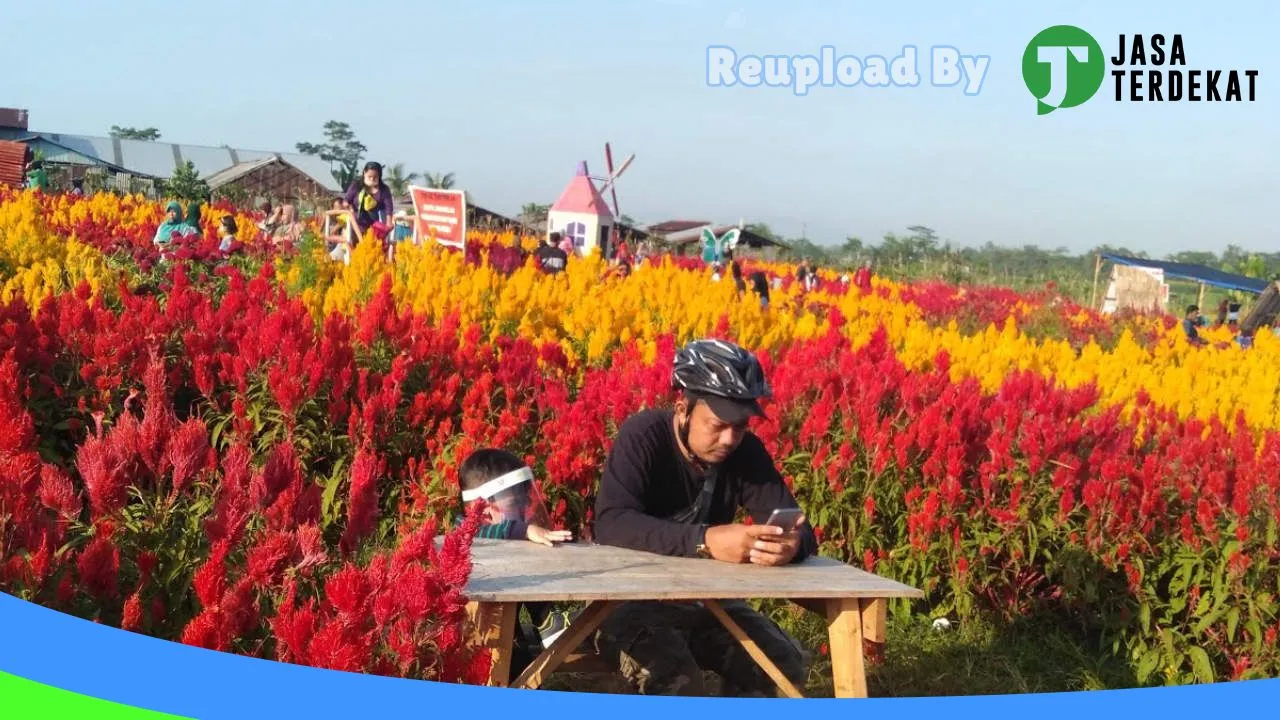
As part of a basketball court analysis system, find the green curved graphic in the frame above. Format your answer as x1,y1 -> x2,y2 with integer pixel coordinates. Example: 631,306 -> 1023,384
0,670 -> 193,719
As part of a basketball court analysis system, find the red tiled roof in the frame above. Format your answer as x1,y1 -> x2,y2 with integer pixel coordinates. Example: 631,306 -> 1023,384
0,141 -> 27,188
550,163 -> 613,217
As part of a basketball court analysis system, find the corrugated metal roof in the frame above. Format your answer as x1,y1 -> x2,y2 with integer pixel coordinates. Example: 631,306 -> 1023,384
204,156 -> 282,187
648,219 -> 710,234
669,224 -> 789,250
0,141 -> 26,187
0,129 -> 341,192
13,135 -> 155,177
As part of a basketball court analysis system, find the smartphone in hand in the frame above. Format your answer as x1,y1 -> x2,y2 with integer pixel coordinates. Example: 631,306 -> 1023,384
764,507 -> 804,533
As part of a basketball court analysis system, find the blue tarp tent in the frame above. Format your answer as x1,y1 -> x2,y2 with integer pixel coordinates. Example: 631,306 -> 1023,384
1100,253 -> 1270,295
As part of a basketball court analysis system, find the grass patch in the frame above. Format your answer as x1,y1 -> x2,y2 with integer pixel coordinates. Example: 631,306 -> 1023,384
536,604 -> 1136,697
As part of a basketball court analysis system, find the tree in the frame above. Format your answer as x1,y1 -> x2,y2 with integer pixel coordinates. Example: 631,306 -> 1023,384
213,184 -> 252,208
905,225 -> 940,258
110,126 -> 162,141
785,238 -> 832,264
618,213 -> 638,227
296,120 -> 367,190
423,172 -> 456,189
521,203 -> 549,229
745,222 -> 779,242
1167,250 -> 1218,266
841,235 -> 864,260
162,160 -> 210,203
384,163 -> 420,199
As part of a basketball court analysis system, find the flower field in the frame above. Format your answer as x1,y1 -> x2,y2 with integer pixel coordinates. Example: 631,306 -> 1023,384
1,188 -> 1278,691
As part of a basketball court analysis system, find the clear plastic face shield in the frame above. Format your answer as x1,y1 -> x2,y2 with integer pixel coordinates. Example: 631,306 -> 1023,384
460,466 -> 549,528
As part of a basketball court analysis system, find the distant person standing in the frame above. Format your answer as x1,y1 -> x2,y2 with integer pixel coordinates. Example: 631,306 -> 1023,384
1215,298 -> 1230,327
749,271 -> 770,308
24,149 -> 48,192
344,161 -> 395,238
796,259 -> 815,292
558,231 -> 575,256
722,249 -> 744,294
800,260 -> 819,292
853,260 -> 873,293
1183,305 -> 1207,347
536,233 -> 568,274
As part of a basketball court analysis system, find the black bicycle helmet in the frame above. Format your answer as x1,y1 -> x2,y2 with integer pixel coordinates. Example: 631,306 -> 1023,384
672,339 -> 770,424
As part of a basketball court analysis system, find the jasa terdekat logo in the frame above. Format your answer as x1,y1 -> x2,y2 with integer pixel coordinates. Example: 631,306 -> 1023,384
1023,26 -> 1260,115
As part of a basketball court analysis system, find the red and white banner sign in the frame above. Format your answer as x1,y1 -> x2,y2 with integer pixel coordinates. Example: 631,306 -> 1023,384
408,186 -> 466,249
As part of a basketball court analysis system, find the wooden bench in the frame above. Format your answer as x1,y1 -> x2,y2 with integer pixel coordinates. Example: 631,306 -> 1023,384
462,539 -> 922,698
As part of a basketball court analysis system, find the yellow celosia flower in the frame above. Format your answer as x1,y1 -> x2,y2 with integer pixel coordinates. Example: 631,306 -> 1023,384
6,189 -> 1280,438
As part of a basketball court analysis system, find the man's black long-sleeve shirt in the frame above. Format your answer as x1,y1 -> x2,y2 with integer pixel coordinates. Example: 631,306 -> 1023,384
593,408 -> 818,562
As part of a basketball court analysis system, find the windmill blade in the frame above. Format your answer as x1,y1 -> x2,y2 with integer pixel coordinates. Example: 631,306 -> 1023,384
611,153 -> 635,179
603,143 -> 620,217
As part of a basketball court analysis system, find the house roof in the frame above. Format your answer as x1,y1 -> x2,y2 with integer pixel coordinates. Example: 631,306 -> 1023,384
0,128 -> 340,192
647,219 -> 710,234
550,162 -> 613,217
204,156 -> 285,187
12,135 -> 150,177
614,221 -> 650,241
1101,253 -> 1270,295
468,202 -> 532,232
659,221 -> 790,251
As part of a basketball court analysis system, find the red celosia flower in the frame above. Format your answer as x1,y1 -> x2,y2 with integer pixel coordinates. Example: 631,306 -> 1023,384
339,449 -> 384,554
122,592 -> 144,631
75,535 -> 119,602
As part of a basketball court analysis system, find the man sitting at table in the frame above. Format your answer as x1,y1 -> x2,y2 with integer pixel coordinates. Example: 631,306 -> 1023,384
592,338 -> 818,697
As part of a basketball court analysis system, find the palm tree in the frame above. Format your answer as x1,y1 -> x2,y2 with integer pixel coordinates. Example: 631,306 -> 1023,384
423,172 -> 456,189
384,163 -> 420,199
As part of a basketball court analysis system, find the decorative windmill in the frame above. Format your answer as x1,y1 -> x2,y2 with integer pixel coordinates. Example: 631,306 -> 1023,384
589,142 -> 635,222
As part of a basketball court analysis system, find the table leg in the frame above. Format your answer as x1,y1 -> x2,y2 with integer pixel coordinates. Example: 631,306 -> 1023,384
467,601 -> 518,687
860,598 -> 887,642
512,600 -> 619,690
860,597 -> 887,665
703,600 -> 805,699
825,598 -> 867,698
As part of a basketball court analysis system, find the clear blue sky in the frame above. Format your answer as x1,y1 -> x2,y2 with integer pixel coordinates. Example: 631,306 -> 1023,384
2,0 -> 1275,255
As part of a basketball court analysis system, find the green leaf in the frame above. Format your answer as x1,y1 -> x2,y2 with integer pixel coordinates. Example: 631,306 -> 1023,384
1192,607 -> 1224,637
1226,607 -> 1241,643
1139,601 -> 1151,635
1246,618 -> 1264,655
1136,646 -> 1161,685
1159,628 -> 1177,661
1187,646 -> 1215,684
1193,591 -> 1210,618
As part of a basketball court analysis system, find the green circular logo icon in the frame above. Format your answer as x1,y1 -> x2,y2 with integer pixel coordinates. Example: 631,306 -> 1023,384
1022,25 -> 1105,115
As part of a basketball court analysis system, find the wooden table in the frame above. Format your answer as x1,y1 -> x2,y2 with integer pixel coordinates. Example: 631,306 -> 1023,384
461,539 -> 923,698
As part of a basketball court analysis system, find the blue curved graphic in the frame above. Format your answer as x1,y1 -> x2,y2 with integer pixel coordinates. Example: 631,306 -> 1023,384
0,591 -> 1275,718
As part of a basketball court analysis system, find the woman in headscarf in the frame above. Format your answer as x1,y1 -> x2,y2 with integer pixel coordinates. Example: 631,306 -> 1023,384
185,200 -> 203,235
153,201 -> 197,247
343,161 -> 395,239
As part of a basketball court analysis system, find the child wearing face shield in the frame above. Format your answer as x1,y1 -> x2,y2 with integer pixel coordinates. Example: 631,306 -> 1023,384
457,449 -> 580,675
